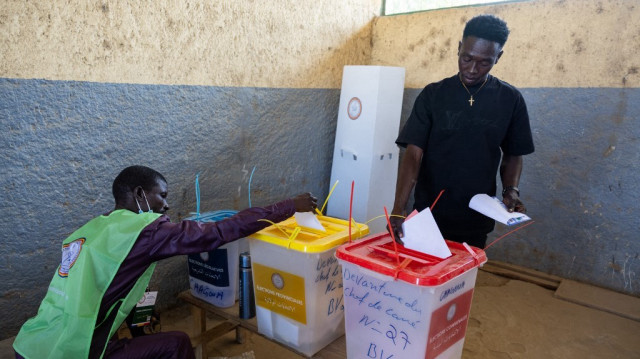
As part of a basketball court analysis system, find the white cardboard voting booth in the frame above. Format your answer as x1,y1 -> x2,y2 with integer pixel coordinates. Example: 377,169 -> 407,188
327,66 -> 405,233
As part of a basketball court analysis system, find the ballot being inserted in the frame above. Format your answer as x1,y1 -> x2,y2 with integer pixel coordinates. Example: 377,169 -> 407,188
294,212 -> 326,232
401,208 -> 452,258
469,193 -> 532,226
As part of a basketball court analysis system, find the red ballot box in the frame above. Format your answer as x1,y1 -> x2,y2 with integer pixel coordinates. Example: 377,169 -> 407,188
336,233 -> 487,359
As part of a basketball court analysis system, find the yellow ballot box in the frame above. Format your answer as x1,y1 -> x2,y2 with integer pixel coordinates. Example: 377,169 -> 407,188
249,214 -> 369,357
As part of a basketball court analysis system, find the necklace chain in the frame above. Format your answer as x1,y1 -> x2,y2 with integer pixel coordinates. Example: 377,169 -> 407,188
459,74 -> 488,107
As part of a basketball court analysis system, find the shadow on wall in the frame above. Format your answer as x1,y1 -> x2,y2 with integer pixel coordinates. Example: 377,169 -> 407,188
282,21 -> 375,88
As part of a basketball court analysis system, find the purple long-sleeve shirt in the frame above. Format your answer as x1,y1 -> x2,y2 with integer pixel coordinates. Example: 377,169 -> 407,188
89,199 -> 295,358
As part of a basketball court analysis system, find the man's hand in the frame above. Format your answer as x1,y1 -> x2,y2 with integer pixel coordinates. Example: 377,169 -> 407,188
387,214 -> 405,245
502,190 -> 526,213
500,154 -> 525,213
292,192 -> 318,213
388,144 -> 423,246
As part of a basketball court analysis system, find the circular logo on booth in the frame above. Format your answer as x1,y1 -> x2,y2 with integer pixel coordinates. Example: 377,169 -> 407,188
271,273 -> 285,289
347,97 -> 362,120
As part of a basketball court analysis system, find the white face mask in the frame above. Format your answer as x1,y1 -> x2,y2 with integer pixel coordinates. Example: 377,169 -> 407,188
135,189 -> 153,214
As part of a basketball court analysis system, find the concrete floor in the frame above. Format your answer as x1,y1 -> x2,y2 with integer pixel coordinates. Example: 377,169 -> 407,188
2,270 -> 639,359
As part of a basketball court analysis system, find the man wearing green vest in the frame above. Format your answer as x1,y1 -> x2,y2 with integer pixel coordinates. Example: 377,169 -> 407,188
13,165 -> 317,359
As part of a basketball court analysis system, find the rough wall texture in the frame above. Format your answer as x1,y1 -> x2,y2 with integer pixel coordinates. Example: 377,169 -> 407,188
0,79 -> 341,339
373,0 -> 640,88
377,0 -> 640,296
1,0 -> 379,88
0,0 -> 379,339
398,87 -> 640,294
2,0 -> 640,342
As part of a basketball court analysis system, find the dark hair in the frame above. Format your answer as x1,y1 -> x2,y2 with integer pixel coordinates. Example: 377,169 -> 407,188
463,14 -> 510,47
112,165 -> 166,203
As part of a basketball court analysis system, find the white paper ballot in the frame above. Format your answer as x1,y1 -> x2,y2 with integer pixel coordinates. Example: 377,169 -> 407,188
294,212 -> 326,232
469,194 -> 532,226
401,208 -> 452,258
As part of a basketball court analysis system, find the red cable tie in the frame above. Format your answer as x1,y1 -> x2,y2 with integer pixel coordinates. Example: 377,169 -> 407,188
393,257 -> 412,280
430,189 -> 445,211
384,206 -> 400,266
485,220 -> 536,250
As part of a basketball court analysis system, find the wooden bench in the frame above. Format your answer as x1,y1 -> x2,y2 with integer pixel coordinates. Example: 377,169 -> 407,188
177,290 -> 254,359
177,290 -> 346,359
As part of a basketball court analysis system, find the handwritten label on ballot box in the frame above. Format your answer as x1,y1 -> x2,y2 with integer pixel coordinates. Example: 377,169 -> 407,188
315,253 -> 345,318
336,233 -> 486,359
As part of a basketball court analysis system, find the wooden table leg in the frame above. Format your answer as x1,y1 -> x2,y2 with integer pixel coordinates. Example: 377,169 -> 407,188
235,326 -> 245,344
190,304 -> 208,359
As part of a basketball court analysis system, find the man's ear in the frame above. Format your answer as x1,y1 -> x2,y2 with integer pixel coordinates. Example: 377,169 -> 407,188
495,50 -> 504,64
134,186 -> 145,200
457,40 -> 462,56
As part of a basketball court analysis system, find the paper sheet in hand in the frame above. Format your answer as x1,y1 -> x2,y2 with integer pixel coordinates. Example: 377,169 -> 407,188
469,194 -> 532,226
294,212 -> 326,231
401,208 -> 452,258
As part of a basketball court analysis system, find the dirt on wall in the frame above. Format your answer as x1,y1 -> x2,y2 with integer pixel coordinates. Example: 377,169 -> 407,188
0,0 -> 380,88
372,0 -> 640,88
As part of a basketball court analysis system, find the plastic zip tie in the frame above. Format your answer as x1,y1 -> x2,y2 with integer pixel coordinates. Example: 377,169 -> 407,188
364,214 -> 406,227
367,245 -> 433,265
287,227 -> 301,249
257,219 -> 290,238
430,189 -> 445,212
349,181 -> 354,242
462,242 -> 482,266
248,166 -> 256,207
484,220 -> 536,250
351,219 -> 361,238
320,180 -> 339,214
383,206 -> 401,266
195,173 -> 201,221
393,257 -> 413,280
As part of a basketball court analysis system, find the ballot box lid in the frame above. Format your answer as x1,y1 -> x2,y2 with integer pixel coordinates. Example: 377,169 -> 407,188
335,232 -> 487,286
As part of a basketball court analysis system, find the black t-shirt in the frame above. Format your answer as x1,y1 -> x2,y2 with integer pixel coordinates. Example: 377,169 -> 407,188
396,74 -> 534,237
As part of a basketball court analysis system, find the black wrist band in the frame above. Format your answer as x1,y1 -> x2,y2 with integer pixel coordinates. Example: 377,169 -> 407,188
502,186 -> 519,197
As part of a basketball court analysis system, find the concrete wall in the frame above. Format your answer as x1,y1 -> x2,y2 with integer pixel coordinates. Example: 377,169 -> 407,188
1,1 -> 377,88
372,0 -> 640,296
2,0 -> 639,341
0,0 -> 379,339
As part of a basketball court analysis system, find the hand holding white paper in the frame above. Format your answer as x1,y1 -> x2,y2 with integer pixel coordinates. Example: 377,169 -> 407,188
294,212 -> 326,232
469,194 -> 532,226
401,208 -> 452,258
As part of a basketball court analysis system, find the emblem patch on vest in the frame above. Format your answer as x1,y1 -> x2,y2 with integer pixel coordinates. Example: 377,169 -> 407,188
58,238 -> 85,277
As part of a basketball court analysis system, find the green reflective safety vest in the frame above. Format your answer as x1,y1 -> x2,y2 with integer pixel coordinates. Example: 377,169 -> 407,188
13,210 -> 162,359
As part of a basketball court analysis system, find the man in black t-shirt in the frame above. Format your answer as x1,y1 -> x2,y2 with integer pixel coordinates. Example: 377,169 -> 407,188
389,14 -> 534,248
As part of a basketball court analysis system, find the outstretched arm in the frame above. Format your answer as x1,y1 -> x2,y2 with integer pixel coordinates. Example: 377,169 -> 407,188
500,154 -> 525,213
145,193 -> 317,260
389,144 -> 423,242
